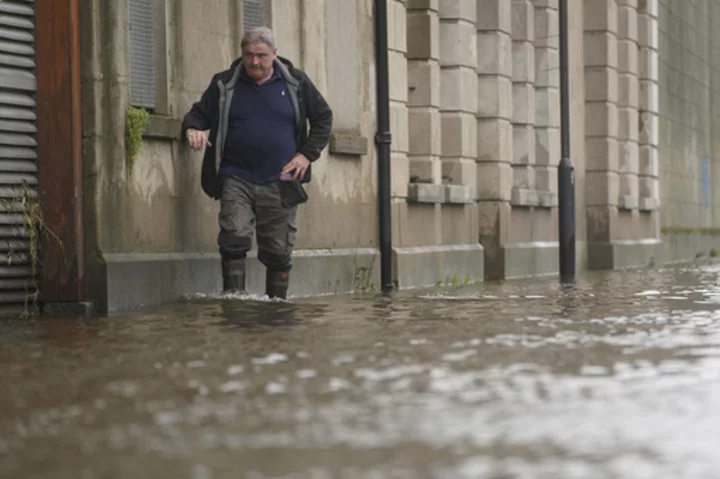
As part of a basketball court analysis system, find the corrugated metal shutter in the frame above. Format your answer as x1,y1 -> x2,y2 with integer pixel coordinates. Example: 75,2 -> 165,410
128,0 -> 155,109
243,0 -> 263,31
0,0 -> 37,306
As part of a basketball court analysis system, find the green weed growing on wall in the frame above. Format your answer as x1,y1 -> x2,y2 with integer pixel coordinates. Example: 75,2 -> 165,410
662,227 -> 720,236
125,105 -> 150,172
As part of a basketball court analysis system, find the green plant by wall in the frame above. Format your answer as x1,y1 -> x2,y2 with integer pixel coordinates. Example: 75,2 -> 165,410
125,105 -> 150,172
435,274 -> 475,288
662,227 -> 720,236
351,250 -> 378,295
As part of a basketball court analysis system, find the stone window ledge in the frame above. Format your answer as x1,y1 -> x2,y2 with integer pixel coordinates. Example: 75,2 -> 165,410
329,130 -> 368,157
141,122 -> 371,159
619,196 -> 659,212
639,196 -> 659,212
619,195 -> 639,211
408,183 -> 475,205
445,184 -> 475,204
511,188 -> 558,208
143,114 -> 181,141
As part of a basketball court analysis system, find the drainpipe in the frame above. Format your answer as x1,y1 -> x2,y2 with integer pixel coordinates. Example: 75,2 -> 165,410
558,0 -> 575,282
374,0 -> 394,293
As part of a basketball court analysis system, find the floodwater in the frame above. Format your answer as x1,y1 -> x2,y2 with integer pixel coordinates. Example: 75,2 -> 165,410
2,263 -> 720,478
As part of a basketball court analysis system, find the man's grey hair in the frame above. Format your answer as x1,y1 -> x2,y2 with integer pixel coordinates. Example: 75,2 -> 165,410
241,26 -> 276,50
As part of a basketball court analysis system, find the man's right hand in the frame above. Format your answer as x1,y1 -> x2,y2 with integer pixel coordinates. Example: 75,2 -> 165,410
186,128 -> 212,151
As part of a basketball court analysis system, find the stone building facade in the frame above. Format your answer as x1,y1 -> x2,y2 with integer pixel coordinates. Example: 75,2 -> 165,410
9,0 -> 712,314
72,0 -> 668,312
391,0 -> 663,277
658,0 -> 720,261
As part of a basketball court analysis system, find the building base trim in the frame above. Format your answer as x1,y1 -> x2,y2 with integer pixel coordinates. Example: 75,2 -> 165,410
502,241 -> 560,279
588,239 -> 663,270
393,244 -> 485,289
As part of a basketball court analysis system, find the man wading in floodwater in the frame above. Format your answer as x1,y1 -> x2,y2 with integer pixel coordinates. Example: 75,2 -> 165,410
181,26 -> 333,299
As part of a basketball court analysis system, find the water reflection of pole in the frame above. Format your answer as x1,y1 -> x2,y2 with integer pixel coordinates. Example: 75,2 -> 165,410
558,0 -> 575,283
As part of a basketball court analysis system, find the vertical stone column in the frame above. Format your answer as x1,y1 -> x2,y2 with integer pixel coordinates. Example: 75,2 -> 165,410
617,0 -> 640,209
511,0 -> 536,202
439,0 -> 477,193
534,0 -> 560,203
585,0 -> 619,253
638,0 -> 660,212
387,0 -> 410,202
476,0 -> 513,278
406,0 -> 442,186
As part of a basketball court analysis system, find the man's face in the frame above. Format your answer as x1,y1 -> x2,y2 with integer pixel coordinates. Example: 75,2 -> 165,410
242,42 -> 277,81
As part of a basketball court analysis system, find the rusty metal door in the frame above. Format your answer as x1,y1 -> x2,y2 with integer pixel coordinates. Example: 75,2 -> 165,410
0,0 -> 37,308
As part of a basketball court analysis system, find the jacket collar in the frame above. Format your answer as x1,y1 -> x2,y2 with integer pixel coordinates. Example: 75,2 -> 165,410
226,56 -> 299,89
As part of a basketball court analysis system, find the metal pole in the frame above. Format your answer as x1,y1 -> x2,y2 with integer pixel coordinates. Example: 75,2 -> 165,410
558,0 -> 575,282
375,0 -> 394,293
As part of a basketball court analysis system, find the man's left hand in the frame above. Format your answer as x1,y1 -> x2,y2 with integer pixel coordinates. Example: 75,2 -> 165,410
282,153 -> 311,180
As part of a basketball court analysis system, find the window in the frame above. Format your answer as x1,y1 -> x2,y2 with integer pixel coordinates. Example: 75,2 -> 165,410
128,0 -> 154,108
128,0 -> 168,114
243,0 -> 263,31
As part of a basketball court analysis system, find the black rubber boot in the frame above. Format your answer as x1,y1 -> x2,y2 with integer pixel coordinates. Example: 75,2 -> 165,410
265,269 -> 290,299
222,258 -> 246,293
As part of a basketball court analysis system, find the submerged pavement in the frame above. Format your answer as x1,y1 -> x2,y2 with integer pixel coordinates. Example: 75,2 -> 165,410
2,263 -> 720,478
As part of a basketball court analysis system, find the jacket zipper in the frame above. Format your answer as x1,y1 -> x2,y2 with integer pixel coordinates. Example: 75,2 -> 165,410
215,79 -> 226,174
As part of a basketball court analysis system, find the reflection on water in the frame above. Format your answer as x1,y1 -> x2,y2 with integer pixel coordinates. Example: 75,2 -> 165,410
2,264 -> 720,478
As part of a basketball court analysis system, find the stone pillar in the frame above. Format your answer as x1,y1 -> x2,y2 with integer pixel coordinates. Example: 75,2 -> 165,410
406,0 -> 442,185
387,0 -> 410,202
617,0 -> 640,210
511,0 -> 536,201
585,0 -> 619,253
439,0 -> 477,192
637,0 -> 660,213
476,0 -> 513,278
534,0 -> 560,202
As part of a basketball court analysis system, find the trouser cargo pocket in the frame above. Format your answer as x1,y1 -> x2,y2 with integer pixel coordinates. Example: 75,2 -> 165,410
279,180 -> 308,208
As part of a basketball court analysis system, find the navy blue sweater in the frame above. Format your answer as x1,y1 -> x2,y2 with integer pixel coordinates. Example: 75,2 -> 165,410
219,67 -> 297,184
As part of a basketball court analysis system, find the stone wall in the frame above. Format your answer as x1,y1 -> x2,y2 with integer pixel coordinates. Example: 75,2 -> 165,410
81,0 -> 381,312
80,0 -> 485,312
78,0 -> 674,313
658,0 -> 720,261
583,0 -> 662,269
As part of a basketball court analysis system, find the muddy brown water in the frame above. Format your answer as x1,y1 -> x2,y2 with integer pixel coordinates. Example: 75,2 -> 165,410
2,263 -> 720,478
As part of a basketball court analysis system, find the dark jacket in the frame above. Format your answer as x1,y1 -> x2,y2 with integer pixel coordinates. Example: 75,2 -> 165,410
181,56 -> 333,199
